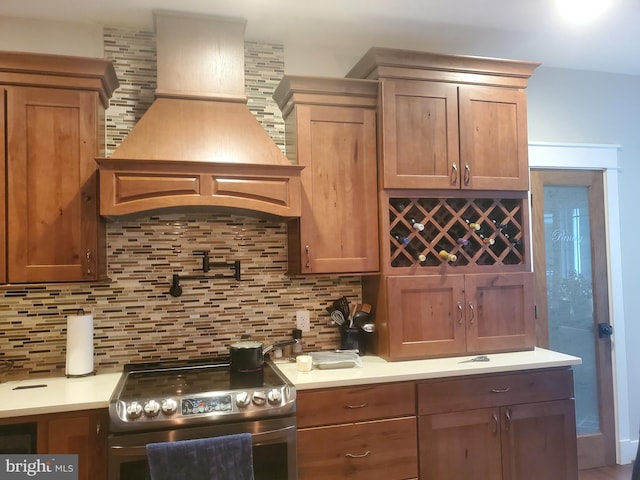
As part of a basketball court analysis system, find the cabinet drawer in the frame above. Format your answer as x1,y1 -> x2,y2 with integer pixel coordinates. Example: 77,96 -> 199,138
297,382 -> 415,428
418,368 -> 574,415
298,417 -> 418,480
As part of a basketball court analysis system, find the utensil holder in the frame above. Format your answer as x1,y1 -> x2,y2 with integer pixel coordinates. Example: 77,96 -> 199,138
340,327 -> 360,352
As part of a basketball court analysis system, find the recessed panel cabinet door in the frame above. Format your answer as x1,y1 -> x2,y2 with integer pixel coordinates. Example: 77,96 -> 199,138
6,86 -> 99,282
419,408 -> 503,480
387,275 -> 466,359
379,79 -> 459,189
296,104 -> 379,274
458,86 -> 529,191
501,400 -> 578,480
465,272 -> 535,353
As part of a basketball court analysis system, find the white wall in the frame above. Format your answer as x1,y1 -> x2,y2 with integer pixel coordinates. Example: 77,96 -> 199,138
0,16 -> 103,57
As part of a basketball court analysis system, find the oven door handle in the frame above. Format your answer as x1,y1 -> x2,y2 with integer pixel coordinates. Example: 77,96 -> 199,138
109,424 -> 296,458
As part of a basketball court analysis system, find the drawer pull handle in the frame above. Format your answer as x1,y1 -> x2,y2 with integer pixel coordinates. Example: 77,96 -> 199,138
346,403 -> 368,409
504,408 -> 512,431
490,387 -> 511,394
345,451 -> 371,459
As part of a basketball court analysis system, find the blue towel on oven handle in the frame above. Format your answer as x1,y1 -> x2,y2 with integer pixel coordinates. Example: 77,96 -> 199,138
146,433 -> 255,480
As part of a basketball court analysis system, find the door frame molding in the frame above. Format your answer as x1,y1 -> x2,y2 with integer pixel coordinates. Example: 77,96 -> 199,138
529,142 -> 633,464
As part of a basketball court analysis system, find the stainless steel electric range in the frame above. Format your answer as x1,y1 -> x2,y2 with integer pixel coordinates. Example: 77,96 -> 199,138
107,357 -> 297,480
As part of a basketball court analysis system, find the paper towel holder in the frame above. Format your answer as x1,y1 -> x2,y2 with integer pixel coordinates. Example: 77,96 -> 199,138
65,310 -> 97,378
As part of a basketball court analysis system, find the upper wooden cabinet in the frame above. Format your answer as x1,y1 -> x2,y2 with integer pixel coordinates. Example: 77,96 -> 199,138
364,272 -> 534,361
347,48 -> 539,191
0,51 -> 118,283
274,76 -> 380,275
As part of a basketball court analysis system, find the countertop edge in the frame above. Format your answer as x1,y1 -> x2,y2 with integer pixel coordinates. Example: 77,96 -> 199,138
274,348 -> 582,390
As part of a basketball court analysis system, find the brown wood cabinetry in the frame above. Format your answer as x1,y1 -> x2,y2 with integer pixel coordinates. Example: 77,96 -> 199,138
347,48 -> 538,361
38,409 -> 108,480
0,51 -> 118,283
417,368 -> 578,480
0,408 -> 108,480
274,76 -> 379,275
348,48 -> 538,191
296,382 -> 418,480
378,79 -> 529,190
365,272 -> 534,360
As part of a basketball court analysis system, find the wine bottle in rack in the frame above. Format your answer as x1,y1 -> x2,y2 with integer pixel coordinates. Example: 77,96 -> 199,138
456,238 -> 469,247
480,235 -> 495,245
465,219 -> 481,231
438,250 -> 457,263
392,234 -> 410,245
410,218 -> 425,231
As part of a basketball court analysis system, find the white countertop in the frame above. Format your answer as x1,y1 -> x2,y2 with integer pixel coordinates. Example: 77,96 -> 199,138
274,347 -> 581,390
0,372 -> 121,419
0,348 -> 580,419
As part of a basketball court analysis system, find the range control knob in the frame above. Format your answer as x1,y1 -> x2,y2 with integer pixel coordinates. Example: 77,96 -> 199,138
267,389 -> 282,405
143,400 -> 160,417
236,392 -> 251,408
161,398 -> 178,415
126,401 -> 143,419
252,391 -> 267,406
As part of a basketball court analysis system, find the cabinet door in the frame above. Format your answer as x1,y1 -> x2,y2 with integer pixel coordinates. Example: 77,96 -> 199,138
380,79 -> 459,189
294,104 -> 378,274
298,417 -> 418,480
465,272 -> 535,353
7,86 -> 99,282
387,275 -> 466,359
501,400 -> 578,480
0,89 -> 6,284
419,408 -> 502,480
39,410 -> 108,480
458,86 -> 529,191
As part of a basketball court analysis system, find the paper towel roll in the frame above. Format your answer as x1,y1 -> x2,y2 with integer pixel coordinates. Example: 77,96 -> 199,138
66,314 -> 94,376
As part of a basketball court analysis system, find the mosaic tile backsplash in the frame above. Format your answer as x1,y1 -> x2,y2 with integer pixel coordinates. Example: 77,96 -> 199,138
0,27 -> 361,380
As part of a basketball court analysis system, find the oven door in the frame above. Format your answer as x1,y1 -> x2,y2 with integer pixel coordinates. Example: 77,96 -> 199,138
108,416 -> 296,480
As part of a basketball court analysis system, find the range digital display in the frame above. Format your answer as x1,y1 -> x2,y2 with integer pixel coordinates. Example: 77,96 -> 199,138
182,395 -> 233,415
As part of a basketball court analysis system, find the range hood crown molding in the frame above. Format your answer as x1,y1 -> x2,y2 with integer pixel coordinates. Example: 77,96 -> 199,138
98,11 -> 302,219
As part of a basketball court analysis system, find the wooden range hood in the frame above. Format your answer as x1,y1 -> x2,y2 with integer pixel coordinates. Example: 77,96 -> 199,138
97,12 -> 302,219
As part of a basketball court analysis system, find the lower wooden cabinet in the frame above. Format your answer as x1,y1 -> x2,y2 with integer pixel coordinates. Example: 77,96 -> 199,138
296,382 -> 418,480
38,409 -> 108,480
298,417 -> 417,480
417,368 -> 578,480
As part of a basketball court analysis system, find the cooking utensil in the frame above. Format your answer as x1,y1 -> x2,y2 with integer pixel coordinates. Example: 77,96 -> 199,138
334,297 -> 351,321
330,310 -> 346,327
230,338 -> 297,372
360,321 -> 376,333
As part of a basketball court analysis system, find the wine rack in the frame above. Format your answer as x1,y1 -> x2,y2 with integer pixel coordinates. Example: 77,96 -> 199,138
388,196 -> 528,269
